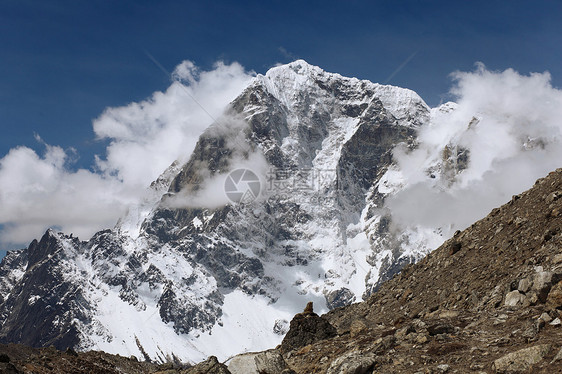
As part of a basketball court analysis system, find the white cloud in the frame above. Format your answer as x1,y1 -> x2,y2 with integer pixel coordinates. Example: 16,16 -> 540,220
93,61 -> 254,189
386,63 -> 562,236
163,114 -> 270,210
165,150 -> 270,210
0,144 -> 134,245
0,61 -> 254,247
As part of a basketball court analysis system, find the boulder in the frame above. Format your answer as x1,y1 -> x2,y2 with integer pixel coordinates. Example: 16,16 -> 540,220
492,344 -> 550,373
538,312 -> 552,323
228,349 -> 294,374
532,271 -> 553,302
185,356 -> 231,374
546,280 -> 562,309
504,291 -> 527,307
254,350 -> 295,374
517,278 -> 531,293
349,319 -> 367,338
326,351 -> 378,374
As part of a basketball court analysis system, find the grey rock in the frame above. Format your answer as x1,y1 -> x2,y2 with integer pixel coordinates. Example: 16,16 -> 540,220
504,290 -> 527,307
532,270 -> 553,302
255,350 -> 295,374
492,344 -> 550,373
326,351 -> 378,374
325,288 -> 356,310
538,312 -> 552,323
228,353 -> 260,374
517,278 -> 531,293
273,319 -> 289,335
228,350 -> 293,374
186,356 -> 231,374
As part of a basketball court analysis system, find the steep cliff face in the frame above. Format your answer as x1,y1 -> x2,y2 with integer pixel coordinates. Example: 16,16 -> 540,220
0,60 -> 464,363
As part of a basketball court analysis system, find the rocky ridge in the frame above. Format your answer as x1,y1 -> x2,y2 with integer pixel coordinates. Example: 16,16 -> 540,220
282,167 -> 562,373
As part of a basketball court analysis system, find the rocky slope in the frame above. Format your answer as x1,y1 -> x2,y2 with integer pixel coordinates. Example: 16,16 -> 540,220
278,167 -> 562,373
1,167 -> 560,373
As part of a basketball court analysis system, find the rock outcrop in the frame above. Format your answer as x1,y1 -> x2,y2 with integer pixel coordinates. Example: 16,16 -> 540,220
279,303 -> 337,354
183,356 -> 231,374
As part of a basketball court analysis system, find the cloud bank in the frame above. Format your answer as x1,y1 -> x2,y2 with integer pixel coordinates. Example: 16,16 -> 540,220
0,61 -> 254,247
386,63 -> 562,236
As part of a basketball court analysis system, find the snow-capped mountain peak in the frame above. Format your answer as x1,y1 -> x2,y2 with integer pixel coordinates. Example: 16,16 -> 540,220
3,60 -> 550,364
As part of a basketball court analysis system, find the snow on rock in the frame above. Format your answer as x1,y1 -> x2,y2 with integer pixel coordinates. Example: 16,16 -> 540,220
0,59 -> 487,364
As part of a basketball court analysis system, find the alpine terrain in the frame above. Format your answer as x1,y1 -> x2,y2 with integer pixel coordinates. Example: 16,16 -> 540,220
0,60 -> 559,367
1,161 -> 561,373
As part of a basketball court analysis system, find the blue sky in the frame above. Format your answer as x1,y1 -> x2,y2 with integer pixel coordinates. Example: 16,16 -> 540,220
0,0 -> 561,253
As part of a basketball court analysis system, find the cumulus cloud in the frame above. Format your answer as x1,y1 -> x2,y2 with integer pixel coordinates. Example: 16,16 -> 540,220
0,61 -> 254,247
0,143 -> 134,245
93,61 -> 254,189
165,151 -> 269,210
386,63 -> 562,236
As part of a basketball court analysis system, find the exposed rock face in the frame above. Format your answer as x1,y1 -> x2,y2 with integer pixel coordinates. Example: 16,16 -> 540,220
184,356 -> 231,374
0,59 -> 559,368
0,233 -> 83,350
